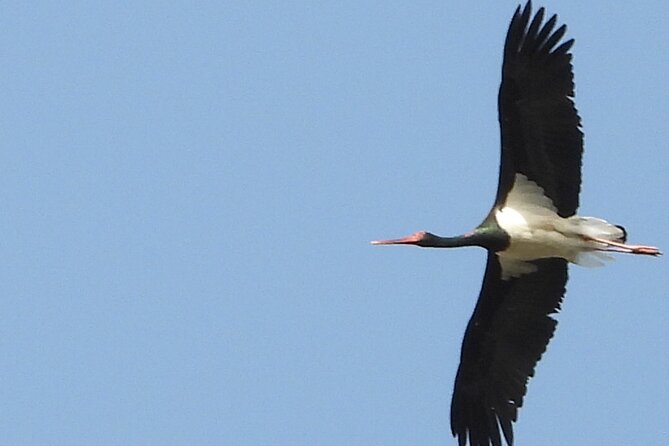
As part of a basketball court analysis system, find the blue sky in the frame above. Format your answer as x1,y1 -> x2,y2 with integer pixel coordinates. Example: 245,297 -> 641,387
2,1 -> 667,445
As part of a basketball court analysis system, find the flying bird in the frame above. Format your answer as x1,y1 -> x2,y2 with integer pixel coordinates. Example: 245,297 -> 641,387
372,2 -> 661,446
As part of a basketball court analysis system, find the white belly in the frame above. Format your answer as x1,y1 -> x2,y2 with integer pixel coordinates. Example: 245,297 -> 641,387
495,206 -> 579,278
494,174 -> 624,279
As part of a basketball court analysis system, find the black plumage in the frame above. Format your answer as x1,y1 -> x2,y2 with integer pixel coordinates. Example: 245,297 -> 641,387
496,2 -> 583,218
451,4 -> 581,445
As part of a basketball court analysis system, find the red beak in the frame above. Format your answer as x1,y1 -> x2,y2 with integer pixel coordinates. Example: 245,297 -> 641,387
371,233 -> 422,245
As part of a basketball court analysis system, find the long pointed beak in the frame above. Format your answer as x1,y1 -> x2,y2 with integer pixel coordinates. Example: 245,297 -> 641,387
371,233 -> 421,245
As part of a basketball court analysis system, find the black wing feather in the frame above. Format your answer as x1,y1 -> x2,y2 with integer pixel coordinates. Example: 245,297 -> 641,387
496,1 -> 583,217
451,255 -> 568,446
451,2 -> 579,445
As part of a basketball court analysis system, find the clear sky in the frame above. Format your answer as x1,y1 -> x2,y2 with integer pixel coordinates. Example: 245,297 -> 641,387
2,1 -> 668,445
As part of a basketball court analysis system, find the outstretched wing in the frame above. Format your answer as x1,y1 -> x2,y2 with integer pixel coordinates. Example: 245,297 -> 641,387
495,1 -> 583,218
450,255 -> 567,446
451,3 -> 579,445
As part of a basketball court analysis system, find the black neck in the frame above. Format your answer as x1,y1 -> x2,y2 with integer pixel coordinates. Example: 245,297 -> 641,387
418,233 -> 483,248
420,229 -> 508,251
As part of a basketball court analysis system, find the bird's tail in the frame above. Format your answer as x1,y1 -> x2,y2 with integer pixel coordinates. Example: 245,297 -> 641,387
556,216 -> 627,267
564,216 -> 661,258
565,216 -> 626,242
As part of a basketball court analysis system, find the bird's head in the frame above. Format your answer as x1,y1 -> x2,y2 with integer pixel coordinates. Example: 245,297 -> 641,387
371,231 -> 437,247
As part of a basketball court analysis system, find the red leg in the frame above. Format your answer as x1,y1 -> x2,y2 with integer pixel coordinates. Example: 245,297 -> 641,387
586,236 -> 662,256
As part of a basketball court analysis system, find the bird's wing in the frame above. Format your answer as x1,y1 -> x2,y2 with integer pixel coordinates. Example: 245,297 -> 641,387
450,254 -> 567,446
496,2 -> 583,218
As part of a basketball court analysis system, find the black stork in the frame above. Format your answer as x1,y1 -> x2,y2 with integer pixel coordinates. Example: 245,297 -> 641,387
372,2 -> 661,446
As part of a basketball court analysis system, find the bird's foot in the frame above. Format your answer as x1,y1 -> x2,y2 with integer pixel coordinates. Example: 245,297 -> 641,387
627,245 -> 662,256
